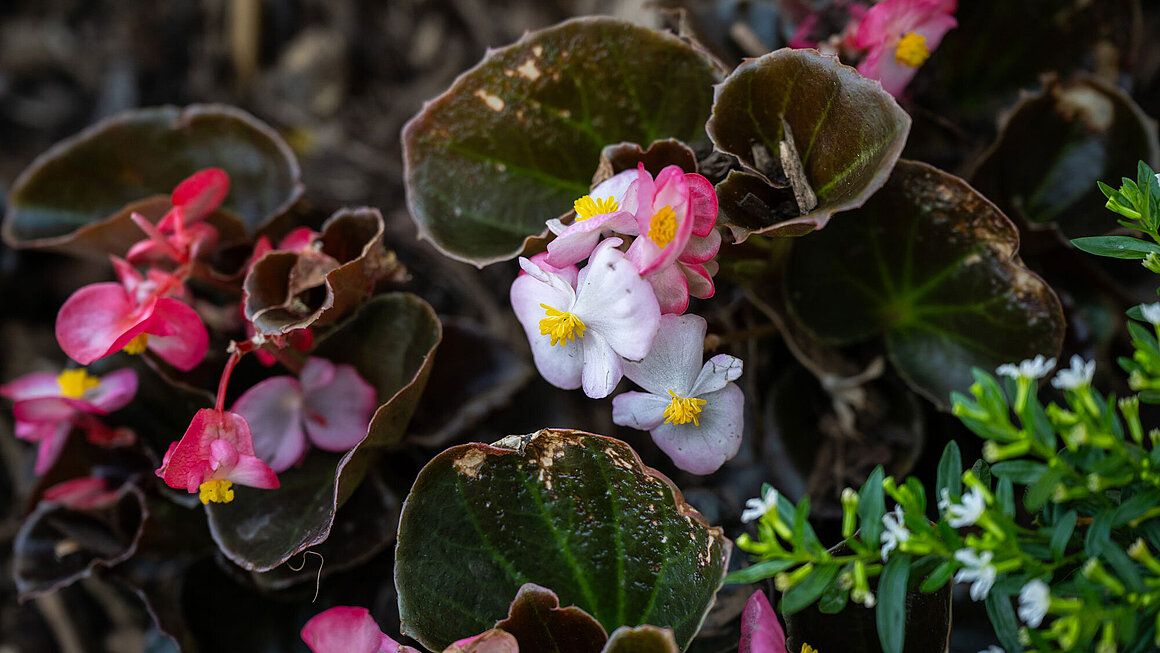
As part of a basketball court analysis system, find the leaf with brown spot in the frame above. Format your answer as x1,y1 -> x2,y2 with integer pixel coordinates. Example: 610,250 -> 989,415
395,429 -> 730,651
706,49 -> 910,242
970,74 -> 1160,237
403,17 -> 722,266
492,583 -> 608,653
783,160 -> 1064,408
3,105 -> 302,254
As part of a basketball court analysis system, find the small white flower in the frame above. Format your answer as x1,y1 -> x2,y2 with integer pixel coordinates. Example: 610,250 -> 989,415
1050,354 -> 1095,390
996,355 -> 1055,380
741,487 -> 778,524
977,647 -> 1005,653
954,548 -> 997,601
879,505 -> 910,560
939,486 -> 986,528
1141,302 -> 1160,327
1017,578 -> 1051,628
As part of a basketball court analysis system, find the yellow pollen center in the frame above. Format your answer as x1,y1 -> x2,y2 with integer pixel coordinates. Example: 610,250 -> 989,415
573,194 -> 619,221
648,205 -> 678,248
123,333 -> 149,355
894,32 -> 930,67
56,369 -> 100,399
539,304 -> 586,346
199,479 -> 235,504
662,390 -> 707,426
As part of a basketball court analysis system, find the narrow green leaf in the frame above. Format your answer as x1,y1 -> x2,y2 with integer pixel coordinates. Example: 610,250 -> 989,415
780,563 -> 841,615
990,460 -> 1047,484
996,478 -> 1015,517
1050,510 -> 1077,560
724,558 -> 797,584
935,441 -> 963,501
858,467 -> 887,548
985,589 -> 1021,653
1071,236 -> 1160,259
919,559 -> 957,593
876,555 -> 911,653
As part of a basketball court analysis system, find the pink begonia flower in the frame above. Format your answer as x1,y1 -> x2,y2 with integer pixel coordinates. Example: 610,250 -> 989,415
126,168 -> 229,265
544,168 -> 639,267
622,165 -> 721,314
0,368 -> 137,474
42,476 -> 122,510
231,357 -> 376,472
511,238 -> 661,399
789,1 -> 869,56
56,256 -> 209,371
612,314 -> 743,474
155,408 -> 279,504
301,606 -> 419,653
739,591 -> 788,653
854,0 -> 957,97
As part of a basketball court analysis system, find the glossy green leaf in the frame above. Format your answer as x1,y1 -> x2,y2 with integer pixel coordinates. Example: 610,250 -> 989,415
707,48 -> 910,242
207,293 -> 440,571
395,429 -> 730,651
858,466 -> 887,549
876,555 -> 911,653
970,75 -> 1160,237
3,105 -> 302,253
403,17 -> 721,265
1071,235 -> 1160,260
784,160 -> 1065,408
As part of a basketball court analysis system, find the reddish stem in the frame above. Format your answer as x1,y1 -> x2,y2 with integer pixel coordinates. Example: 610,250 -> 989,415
213,343 -> 252,412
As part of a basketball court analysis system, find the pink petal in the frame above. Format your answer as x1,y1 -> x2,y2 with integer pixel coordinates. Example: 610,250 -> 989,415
144,298 -> 210,371
279,226 -> 318,251
651,384 -> 744,475
0,371 -> 63,400
629,166 -> 695,276
232,378 -> 306,473
226,453 -> 281,489
303,362 -> 376,452
171,168 -> 230,223
570,241 -> 660,362
299,357 -> 337,392
686,173 -> 719,237
679,229 -> 721,265
646,264 -> 691,315
612,391 -> 669,430
301,606 -> 416,653
56,283 -> 150,365
209,438 -> 241,471
740,591 -> 788,653
42,477 -> 121,509
85,368 -> 139,411
682,263 -> 716,300
33,422 -> 72,475
159,409 -> 257,492
13,397 -> 80,423
523,253 -> 578,288
544,210 -> 637,268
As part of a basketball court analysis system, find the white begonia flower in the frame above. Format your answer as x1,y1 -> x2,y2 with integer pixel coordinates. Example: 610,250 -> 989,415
996,355 -> 1056,380
510,238 -> 660,399
1140,302 -> 1160,327
977,647 -> 1005,653
1017,578 -> 1051,628
612,313 -> 743,474
879,505 -> 910,560
741,486 -> 778,524
938,486 -> 986,528
954,548 -> 997,601
1051,354 -> 1095,391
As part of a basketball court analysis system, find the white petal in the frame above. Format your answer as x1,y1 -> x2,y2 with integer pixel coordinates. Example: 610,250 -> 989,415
622,313 -> 706,397
611,391 -> 669,430
689,354 -> 743,397
510,274 -> 583,390
591,168 -> 639,204
571,240 -> 660,361
649,383 -> 743,475
579,331 -> 623,398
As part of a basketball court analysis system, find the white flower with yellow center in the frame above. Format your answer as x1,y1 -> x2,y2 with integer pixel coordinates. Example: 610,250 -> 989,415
612,314 -> 743,474
510,238 -> 660,399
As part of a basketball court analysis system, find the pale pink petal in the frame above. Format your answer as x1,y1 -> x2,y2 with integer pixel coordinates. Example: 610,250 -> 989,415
592,167 -> 639,204
679,229 -> 721,265
612,391 -> 669,430
33,422 -> 72,475
859,54 -> 917,97
510,273 -> 584,391
56,282 -> 150,365
524,253 -> 578,287
209,438 -> 241,472
232,376 -> 308,472
301,606 -> 416,653
144,298 -> 210,371
85,368 -> 138,411
689,355 -> 744,397
579,331 -> 624,399
0,372 -> 62,400
646,264 -> 690,315
13,397 -> 80,423
544,210 -> 637,267
682,263 -> 716,300
299,357 -> 337,392
226,453 -> 281,489
42,477 -> 120,509
303,363 -> 376,452
570,241 -> 660,361
686,173 -> 718,237
622,314 -> 705,396
651,384 -> 744,475
740,590 -> 787,653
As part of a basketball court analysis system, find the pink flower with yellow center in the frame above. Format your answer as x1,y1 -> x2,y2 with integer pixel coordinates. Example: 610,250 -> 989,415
854,0 -> 957,97
155,408 -> 279,504
301,606 -> 419,653
0,367 -> 137,473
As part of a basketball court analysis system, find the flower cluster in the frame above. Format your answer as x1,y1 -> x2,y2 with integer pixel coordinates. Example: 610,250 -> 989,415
511,164 -> 743,474
788,0 -> 958,97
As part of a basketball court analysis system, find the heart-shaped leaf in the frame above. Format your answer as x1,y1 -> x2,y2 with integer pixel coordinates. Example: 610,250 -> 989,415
402,17 -> 722,266
207,293 -> 440,570
4,104 -> 303,252
14,483 -> 147,598
706,48 -> 910,242
395,429 -> 731,651
244,207 -> 405,335
783,160 -> 1064,407
970,74 -> 1160,236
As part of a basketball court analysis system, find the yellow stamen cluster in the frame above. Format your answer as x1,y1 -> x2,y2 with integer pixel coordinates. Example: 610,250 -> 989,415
199,479 -> 235,505
539,303 -> 586,346
662,389 -> 707,426
801,645 -> 820,653
573,194 -> 619,221
123,333 -> 149,355
648,205 -> 678,248
56,369 -> 100,399
894,32 -> 930,67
